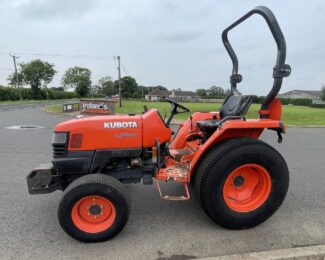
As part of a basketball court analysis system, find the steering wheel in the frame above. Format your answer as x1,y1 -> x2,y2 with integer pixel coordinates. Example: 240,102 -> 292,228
165,98 -> 190,114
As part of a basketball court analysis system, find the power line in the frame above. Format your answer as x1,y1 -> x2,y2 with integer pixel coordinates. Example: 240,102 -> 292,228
121,63 -> 130,75
0,52 -> 114,60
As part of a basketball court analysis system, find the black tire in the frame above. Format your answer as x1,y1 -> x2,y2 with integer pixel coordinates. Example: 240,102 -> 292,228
58,174 -> 130,242
194,137 -> 289,229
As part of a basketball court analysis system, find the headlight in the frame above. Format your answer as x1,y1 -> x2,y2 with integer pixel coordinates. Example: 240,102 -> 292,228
52,132 -> 68,144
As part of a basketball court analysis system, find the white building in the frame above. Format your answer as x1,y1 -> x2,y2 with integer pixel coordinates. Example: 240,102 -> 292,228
145,89 -> 199,101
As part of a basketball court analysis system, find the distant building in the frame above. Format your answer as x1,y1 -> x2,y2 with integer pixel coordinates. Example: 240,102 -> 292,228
278,90 -> 322,99
145,89 -> 199,101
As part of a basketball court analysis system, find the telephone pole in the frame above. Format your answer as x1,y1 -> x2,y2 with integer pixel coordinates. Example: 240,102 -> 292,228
9,54 -> 22,100
117,56 -> 122,107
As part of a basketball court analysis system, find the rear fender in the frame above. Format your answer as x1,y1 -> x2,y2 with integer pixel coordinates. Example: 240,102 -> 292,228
189,119 -> 283,176
259,98 -> 282,120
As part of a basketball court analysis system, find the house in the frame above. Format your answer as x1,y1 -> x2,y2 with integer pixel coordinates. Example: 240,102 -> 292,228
145,89 -> 199,101
278,90 -> 322,100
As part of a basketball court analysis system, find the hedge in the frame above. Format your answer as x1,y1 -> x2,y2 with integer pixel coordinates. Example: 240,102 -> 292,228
278,98 -> 312,106
310,103 -> 325,108
0,86 -> 76,101
248,95 -> 313,106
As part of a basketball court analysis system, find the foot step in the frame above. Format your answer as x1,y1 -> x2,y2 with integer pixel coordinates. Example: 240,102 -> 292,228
155,179 -> 190,201
155,164 -> 190,200
156,164 -> 189,182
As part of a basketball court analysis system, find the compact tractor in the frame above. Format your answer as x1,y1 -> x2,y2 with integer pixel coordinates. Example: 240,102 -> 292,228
27,6 -> 291,242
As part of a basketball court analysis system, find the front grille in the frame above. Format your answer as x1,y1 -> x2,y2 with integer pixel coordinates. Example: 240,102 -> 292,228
52,143 -> 67,158
55,162 -> 83,174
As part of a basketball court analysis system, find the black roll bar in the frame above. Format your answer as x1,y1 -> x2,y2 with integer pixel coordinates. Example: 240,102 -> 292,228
222,6 -> 291,116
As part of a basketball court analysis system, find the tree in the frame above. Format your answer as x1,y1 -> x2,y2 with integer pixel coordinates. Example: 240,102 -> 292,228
98,76 -> 115,96
114,76 -> 139,98
322,85 -> 325,101
7,72 -> 24,88
144,85 -> 167,95
62,67 -> 92,97
207,85 -> 225,97
224,88 -> 231,96
8,59 -> 56,99
196,88 -> 207,97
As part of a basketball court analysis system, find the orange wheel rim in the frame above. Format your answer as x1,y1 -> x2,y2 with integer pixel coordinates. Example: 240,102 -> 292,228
223,164 -> 272,213
71,195 -> 116,233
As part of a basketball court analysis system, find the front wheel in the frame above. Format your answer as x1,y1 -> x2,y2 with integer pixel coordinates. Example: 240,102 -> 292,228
195,138 -> 289,229
58,174 -> 130,242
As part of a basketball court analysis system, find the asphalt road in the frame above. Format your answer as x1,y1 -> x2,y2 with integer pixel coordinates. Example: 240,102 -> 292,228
0,100 -> 77,112
0,104 -> 325,260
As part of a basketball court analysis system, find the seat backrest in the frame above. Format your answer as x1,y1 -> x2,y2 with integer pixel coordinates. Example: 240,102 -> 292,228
219,94 -> 244,119
219,94 -> 252,119
238,96 -> 253,116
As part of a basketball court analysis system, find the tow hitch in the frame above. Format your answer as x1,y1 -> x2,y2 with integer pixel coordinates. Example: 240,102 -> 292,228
27,164 -> 62,194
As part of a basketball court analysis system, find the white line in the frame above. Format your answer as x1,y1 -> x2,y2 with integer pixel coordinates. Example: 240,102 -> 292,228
199,245 -> 325,260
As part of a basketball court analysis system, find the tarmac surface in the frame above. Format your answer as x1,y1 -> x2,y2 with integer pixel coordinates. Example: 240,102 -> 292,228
0,102 -> 324,260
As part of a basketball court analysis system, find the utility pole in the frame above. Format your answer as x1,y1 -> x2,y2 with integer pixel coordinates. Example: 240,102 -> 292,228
117,56 -> 122,107
10,54 -> 22,100
142,85 -> 144,101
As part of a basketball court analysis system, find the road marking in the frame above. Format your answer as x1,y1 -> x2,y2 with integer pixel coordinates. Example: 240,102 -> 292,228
199,245 -> 325,260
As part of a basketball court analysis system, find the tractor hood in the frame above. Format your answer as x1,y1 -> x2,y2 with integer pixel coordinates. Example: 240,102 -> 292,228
53,109 -> 171,151
54,114 -> 143,150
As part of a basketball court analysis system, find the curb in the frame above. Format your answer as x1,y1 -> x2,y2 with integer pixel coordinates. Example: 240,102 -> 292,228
199,245 -> 325,260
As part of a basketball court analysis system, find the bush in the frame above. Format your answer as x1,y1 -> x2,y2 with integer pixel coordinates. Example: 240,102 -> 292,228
249,95 -> 265,104
310,103 -> 325,108
249,95 -> 313,106
278,98 -> 312,106
0,85 -> 76,101
0,86 -> 20,101
47,89 -> 76,99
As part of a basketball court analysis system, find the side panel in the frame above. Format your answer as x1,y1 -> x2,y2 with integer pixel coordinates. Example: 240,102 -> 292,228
169,112 -> 219,149
188,119 -> 282,176
142,109 -> 172,147
52,151 -> 94,174
55,115 -> 143,150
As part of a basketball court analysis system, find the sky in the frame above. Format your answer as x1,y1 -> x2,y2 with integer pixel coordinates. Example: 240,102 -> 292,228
0,0 -> 324,95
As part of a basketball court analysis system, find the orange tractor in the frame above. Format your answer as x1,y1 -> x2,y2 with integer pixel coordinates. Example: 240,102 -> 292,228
27,6 -> 291,242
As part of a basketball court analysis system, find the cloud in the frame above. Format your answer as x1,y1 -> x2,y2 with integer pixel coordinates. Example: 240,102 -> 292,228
0,0 -> 325,95
160,31 -> 205,43
163,2 -> 178,13
12,0 -> 107,20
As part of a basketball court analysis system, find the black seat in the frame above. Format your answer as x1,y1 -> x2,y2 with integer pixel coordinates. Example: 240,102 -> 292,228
220,94 -> 243,118
196,94 -> 253,130
220,94 -> 253,119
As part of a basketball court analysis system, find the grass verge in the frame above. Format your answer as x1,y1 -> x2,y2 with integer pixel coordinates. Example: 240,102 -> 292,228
0,99 -> 78,105
44,100 -> 325,126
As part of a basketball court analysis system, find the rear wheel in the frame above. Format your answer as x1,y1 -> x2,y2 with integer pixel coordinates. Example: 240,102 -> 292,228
194,138 -> 289,229
58,174 -> 130,242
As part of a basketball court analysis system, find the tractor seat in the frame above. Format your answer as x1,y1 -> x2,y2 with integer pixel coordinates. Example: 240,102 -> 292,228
196,94 -> 253,130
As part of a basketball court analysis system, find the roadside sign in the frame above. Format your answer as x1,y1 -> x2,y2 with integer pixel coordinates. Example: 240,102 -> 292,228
63,103 -> 80,112
80,99 -> 115,115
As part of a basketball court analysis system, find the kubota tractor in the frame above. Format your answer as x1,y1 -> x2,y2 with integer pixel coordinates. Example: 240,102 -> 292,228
27,6 -> 291,242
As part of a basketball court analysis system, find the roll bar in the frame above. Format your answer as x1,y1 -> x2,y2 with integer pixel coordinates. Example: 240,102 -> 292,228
222,6 -> 291,114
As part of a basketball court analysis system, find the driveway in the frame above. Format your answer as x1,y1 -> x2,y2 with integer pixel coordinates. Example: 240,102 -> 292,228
0,106 -> 324,259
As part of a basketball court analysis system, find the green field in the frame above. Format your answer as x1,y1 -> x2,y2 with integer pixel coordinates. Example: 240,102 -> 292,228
45,100 -> 325,126
0,99 -> 78,105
